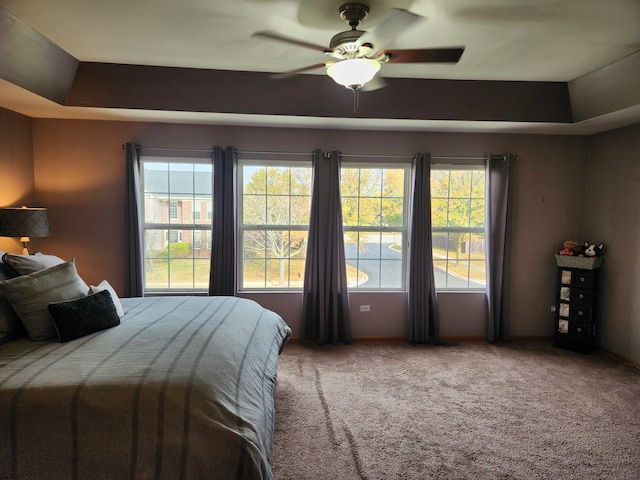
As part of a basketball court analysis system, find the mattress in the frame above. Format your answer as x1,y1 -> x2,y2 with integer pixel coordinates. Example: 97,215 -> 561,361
0,295 -> 291,480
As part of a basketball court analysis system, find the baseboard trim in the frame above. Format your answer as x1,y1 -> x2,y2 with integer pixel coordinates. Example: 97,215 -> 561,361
288,335 -> 554,344
288,336 -> 406,343
599,347 -> 640,370
287,337 -> 639,368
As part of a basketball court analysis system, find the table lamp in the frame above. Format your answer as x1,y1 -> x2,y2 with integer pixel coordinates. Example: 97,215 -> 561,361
0,206 -> 50,254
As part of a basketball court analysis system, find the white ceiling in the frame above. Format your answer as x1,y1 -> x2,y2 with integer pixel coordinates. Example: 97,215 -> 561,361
1,0 -> 640,133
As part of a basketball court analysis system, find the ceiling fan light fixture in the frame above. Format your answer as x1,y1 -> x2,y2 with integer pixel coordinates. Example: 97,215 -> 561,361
326,58 -> 381,90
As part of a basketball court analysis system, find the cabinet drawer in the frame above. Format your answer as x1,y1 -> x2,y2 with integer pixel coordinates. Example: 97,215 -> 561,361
572,272 -> 591,287
574,306 -> 589,321
569,322 -> 591,350
573,287 -> 590,305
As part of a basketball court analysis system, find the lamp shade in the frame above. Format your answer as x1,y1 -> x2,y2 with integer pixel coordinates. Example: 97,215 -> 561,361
327,58 -> 381,90
0,207 -> 50,238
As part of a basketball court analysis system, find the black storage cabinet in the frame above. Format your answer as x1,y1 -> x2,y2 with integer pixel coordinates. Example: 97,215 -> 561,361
553,256 -> 602,353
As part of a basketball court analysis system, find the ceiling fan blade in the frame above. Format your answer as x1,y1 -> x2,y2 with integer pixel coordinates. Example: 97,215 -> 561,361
270,62 -> 329,79
383,47 -> 465,64
252,31 -> 330,53
358,8 -> 421,52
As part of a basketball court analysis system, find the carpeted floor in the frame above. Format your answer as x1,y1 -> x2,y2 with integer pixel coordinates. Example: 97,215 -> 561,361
270,340 -> 640,480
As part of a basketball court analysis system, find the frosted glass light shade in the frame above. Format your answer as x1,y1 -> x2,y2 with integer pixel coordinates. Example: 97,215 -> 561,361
327,58 -> 381,90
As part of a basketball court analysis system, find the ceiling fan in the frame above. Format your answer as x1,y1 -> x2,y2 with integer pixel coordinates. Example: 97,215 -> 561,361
253,2 -> 465,91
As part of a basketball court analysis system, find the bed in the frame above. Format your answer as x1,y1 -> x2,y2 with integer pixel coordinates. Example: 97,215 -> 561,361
0,292 -> 291,480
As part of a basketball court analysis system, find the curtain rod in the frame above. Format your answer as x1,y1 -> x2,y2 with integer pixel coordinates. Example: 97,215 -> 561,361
130,145 -> 313,156
432,155 -> 492,161
238,150 -> 311,156
340,153 -> 490,161
128,145 -> 502,161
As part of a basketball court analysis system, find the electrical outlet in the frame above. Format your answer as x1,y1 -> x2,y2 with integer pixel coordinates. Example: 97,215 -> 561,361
550,305 -> 556,313
360,305 -> 370,312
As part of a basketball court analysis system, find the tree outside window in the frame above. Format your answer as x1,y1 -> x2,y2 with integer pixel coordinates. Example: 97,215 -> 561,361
240,164 -> 312,289
341,165 -> 408,290
431,166 -> 486,289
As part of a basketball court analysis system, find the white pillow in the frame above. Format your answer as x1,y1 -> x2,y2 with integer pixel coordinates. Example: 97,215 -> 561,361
0,259 -> 89,341
89,280 -> 124,318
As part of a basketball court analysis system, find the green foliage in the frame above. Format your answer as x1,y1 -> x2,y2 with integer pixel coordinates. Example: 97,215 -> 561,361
171,242 -> 191,258
156,241 -> 191,259
431,169 -> 485,228
431,169 -> 486,265
341,167 -> 406,250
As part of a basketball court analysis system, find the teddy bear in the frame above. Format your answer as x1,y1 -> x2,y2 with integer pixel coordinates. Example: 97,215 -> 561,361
558,240 -> 581,256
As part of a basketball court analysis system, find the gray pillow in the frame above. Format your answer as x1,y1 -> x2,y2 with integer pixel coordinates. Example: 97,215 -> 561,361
0,250 -> 23,343
0,249 -> 14,279
0,259 -> 89,341
2,252 -> 65,277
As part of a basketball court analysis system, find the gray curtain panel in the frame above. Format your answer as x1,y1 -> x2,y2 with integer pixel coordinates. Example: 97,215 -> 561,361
209,146 -> 237,296
486,154 -> 516,342
407,152 -> 440,343
125,143 -> 144,297
301,149 -> 352,345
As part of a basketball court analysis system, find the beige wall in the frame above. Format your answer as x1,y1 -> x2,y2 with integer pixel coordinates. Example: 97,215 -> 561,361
4,109 -> 636,362
585,124 -> 640,363
28,118 -> 590,343
0,108 -> 36,253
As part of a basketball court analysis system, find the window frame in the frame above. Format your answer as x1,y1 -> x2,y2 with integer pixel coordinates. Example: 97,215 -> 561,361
430,159 -> 487,292
237,159 -> 313,292
140,156 -> 213,294
340,162 -> 411,292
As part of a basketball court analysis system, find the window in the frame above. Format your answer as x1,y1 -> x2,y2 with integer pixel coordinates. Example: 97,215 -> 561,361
169,201 -> 178,219
239,162 -> 312,290
141,158 -> 212,292
341,165 -> 409,290
192,201 -> 201,220
431,165 -> 486,290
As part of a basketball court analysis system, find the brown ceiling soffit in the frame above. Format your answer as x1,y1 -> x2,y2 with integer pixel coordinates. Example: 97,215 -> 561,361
66,62 -> 573,124
0,5 -> 78,105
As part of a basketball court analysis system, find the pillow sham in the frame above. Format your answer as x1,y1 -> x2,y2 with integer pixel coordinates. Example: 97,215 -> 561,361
2,252 -> 65,277
48,289 -> 120,342
0,259 -> 89,341
0,249 -> 14,279
89,280 -> 124,318
0,250 -> 24,343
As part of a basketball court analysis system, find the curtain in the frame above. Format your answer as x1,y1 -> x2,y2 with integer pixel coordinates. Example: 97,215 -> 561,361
407,152 -> 440,343
486,154 -> 516,342
301,149 -> 351,344
209,146 -> 237,296
125,143 -> 144,297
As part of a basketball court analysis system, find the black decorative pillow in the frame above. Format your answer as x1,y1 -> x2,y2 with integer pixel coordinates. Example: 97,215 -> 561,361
48,289 -> 120,342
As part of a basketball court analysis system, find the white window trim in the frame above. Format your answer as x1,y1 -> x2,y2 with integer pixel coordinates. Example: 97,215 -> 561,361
237,159 -> 312,292
430,161 -> 487,292
140,156 -> 213,294
341,162 -> 411,292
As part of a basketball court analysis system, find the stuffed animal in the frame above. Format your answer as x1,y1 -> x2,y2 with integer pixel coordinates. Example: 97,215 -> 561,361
558,240 -> 580,256
583,241 -> 605,257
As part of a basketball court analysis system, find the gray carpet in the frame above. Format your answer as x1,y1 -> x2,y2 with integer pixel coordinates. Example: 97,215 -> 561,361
270,341 -> 640,479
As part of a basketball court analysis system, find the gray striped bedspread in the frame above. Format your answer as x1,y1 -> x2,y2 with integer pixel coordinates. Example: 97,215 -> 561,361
0,296 -> 292,480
